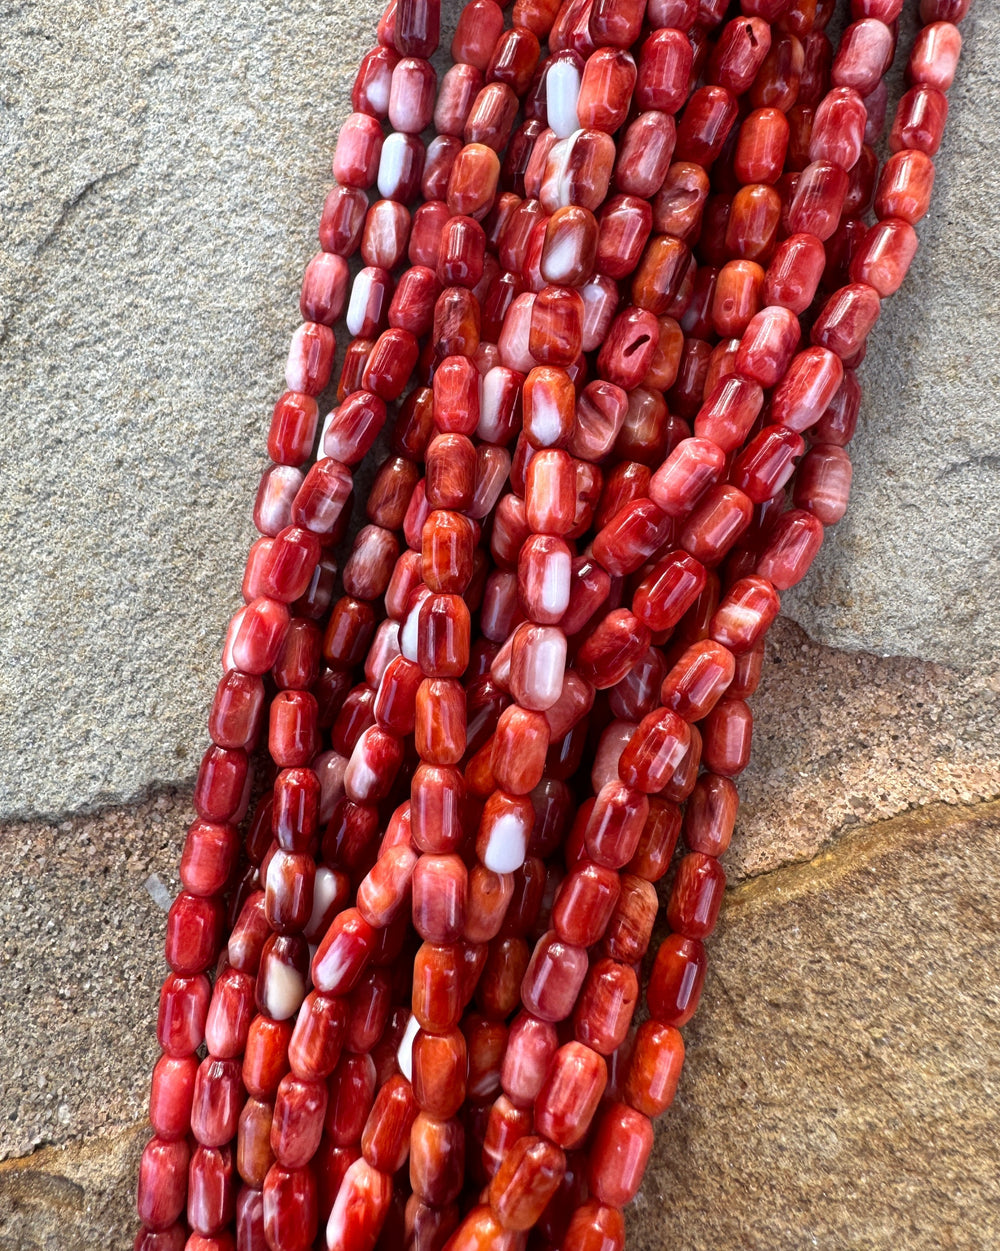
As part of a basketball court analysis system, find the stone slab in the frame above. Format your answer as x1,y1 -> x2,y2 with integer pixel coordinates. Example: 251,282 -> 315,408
1,2 -> 999,819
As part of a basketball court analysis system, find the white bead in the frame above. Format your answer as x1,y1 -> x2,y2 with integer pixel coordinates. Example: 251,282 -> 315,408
539,547 -> 571,620
482,810 -> 529,874
396,1013 -> 420,1082
546,60 -> 583,139
262,958 -> 306,1021
378,131 -> 413,200
304,864 -> 344,941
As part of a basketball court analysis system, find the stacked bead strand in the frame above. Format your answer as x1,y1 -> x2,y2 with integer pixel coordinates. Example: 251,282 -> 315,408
134,0 -> 971,1248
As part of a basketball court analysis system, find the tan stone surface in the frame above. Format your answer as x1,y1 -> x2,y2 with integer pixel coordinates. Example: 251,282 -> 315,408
636,801 -> 1000,1251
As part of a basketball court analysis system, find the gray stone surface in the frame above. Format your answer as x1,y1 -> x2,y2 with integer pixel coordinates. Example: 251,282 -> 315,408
1,2 -> 999,819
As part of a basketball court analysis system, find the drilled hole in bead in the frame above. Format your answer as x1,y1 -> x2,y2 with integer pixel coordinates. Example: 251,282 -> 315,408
624,334 -> 652,357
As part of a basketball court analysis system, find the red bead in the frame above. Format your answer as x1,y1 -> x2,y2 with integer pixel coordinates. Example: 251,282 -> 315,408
832,19 -> 894,94
732,425 -> 805,503
534,1042 -> 608,1149
270,1074 -> 327,1170
587,1103 -> 653,1207
363,328 -> 420,401
553,860 -> 621,947
262,1165 -> 318,1251
521,930 -> 589,1022
735,107 -> 790,185
811,282 -> 881,359
137,1137 -> 190,1231
352,45 -> 398,118
668,852 -> 726,939
149,1053 -> 198,1141
794,443 -> 853,524
562,1201 -> 625,1251
311,908 -> 375,996
165,891 -> 223,976
319,184 -> 368,257
675,85 -> 738,166
267,392 -> 319,467
756,508 -> 824,589
890,85 -> 948,157
190,1056 -> 243,1148
764,231 -> 826,314
574,958 -> 639,1055
702,696 -> 753,776
648,932 -> 707,1027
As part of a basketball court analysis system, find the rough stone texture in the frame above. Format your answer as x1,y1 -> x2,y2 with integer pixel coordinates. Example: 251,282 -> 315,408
636,802 -> 1000,1251
1,3 -> 999,819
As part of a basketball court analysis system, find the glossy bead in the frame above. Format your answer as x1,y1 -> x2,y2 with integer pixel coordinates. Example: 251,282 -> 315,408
541,128 -> 616,213
521,931 -> 589,1022
262,1165 -> 317,1251
522,365 -> 574,449
772,346 -> 844,433
352,45 -> 398,118
585,1102 -> 653,1209
652,160 -> 709,243
890,85 -> 948,157
388,56 -> 436,134
648,932 -> 707,1027
189,1057 -> 242,1149
596,307 -> 659,391
635,29 -> 692,114
749,32 -> 804,111
711,260 -> 765,338
756,508 -> 824,589
592,499 -> 671,579
562,1201 -> 625,1251
574,958 -> 639,1055
324,1158 -> 392,1251
702,697 -> 753,776
735,108 -> 789,185
764,232 -> 825,313
832,19 -> 894,94
811,282 -> 881,358
452,0 -> 504,69
333,113 -> 384,189
413,677 -> 466,766
553,860 -> 620,947
165,892 -> 224,975
735,305 -> 801,387
531,1042 -> 607,1151
149,1053 -> 198,1141
678,485 -> 753,567
360,1074 -> 419,1174
660,640 -> 736,722
394,0 -> 439,57
269,1075 -> 326,1171
876,148 -> 936,226
319,184 -> 368,257
237,1100 -> 274,1190
363,328 -> 420,401
732,425 -> 805,503
575,47 -> 635,135
412,942 -> 464,1033
794,443 -> 853,525
710,575 -> 780,654
627,796 -> 682,882
137,1137 -> 190,1231
447,142 -> 501,220
417,593 -> 470,678
603,872 -> 658,964
576,609 -> 651,691
675,85 -> 738,167
267,391 -> 319,469
486,1134 -> 563,1231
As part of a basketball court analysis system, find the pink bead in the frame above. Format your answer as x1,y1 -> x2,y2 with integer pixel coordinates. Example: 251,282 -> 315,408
361,201 -> 411,271
290,458 -> 353,538
285,322 -> 335,397
763,232 -> 826,314
502,1013 -> 559,1108
811,282 -> 881,359
254,465 -> 303,538
756,508 -> 824,589
263,1165 -> 318,1251
333,113 -> 384,189
770,346 -> 844,433
300,252 -> 349,326
850,218 -> 919,298
735,304 -> 801,388
794,444 -> 853,525
319,184 -> 368,257
809,87 -> 867,171
190,1056 -> 243,1148
352,46 -> 398,118
521,931 -> 589,1022
389,56 -> 436,133
205,966 -> 255,1059
908,21 -> 962,90
379,131 -> 425,203
831,19 -> 894,94
138,1137 -> 190,1231
188,1145 -> 236,1235
150,1053 -> 198,1141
